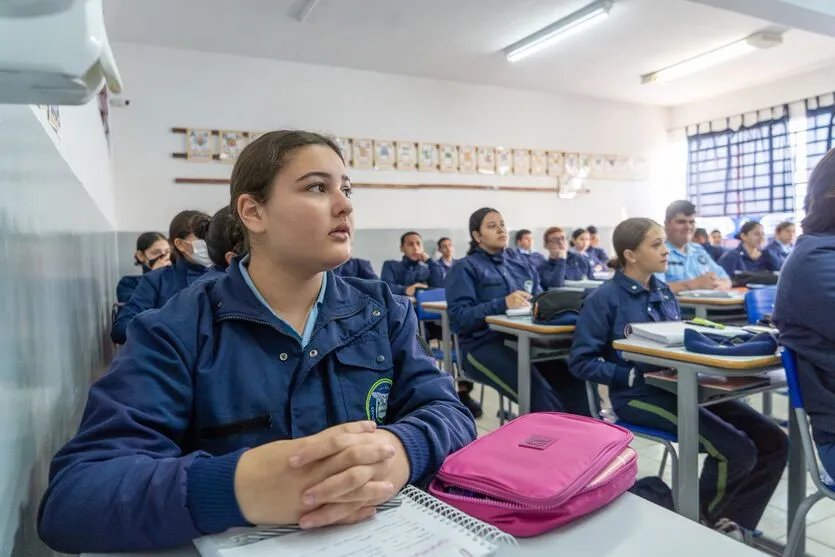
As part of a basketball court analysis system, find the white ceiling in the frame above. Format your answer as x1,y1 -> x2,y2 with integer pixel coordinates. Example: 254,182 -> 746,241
103,0 -> 835,106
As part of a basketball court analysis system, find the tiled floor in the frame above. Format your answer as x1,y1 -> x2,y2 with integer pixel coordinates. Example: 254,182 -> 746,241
471,385 -> 835,556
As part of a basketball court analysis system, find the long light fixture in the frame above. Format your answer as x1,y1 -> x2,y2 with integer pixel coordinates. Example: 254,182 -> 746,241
504,0 -> 613,63
641,31 -> 783,84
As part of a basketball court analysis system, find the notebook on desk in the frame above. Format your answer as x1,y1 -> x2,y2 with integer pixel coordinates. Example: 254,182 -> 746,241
625,321 -> 747,347
506,307 -> 532,317
193,486 -> 516,557
677,290 -> 744,300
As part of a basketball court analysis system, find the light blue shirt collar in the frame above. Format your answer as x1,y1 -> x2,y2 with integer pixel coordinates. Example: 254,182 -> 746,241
238,255 -> 327,347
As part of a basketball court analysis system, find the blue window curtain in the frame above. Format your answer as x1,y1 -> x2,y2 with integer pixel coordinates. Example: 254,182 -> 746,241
806,101 -> 834,174
687,108 -> 793,218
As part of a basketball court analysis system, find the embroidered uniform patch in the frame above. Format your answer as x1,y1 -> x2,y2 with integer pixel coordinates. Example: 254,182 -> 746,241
365,378 -> 393,424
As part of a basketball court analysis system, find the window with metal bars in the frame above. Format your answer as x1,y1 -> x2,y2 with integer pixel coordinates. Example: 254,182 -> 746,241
686,111 -> 794,218
806,103 -> 834,175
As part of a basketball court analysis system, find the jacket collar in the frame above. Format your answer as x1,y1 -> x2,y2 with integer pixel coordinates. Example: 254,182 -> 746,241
474,247 -> 505,265
210,256 -> 374,325
612,270 -> 667,301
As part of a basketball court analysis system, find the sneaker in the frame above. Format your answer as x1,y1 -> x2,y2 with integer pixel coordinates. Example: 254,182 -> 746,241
459,391 -> 483,418
710,518 -> 748,544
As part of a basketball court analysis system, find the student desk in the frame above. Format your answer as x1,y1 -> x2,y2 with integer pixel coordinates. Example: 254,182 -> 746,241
484,315 -> 575,415
676,295 -> 745,320
612,337 -> 806,552
420,301 -> 453,375
80,493 -> 764,557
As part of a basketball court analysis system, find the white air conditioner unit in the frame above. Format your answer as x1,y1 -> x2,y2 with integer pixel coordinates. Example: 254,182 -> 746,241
0,0 -> 123,105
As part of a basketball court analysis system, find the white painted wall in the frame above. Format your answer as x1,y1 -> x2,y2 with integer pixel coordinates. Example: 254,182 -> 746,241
667,62 -> 835,129
31,99 -> 116,228
109,42 -> 676,235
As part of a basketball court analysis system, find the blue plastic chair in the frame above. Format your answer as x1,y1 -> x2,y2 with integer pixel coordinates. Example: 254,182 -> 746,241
585,382 -> 679,512
414,289 -> 454,367
744,286 -> 785,422
781,348 -> 835,557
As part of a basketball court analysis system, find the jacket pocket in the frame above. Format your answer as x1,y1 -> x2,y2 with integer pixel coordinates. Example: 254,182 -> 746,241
334,338 -> 395,424
197,413 -> 277,455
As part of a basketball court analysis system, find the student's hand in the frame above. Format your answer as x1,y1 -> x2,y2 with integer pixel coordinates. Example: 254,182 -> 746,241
148,254 -> 171,270
405,283 -> 429,296
690,272 -> 721,290
233,421 -> 396,527
418,252 -> 431,263
548,247 -> 568,260
505,291 -> 532,309
296,429 -> 410,529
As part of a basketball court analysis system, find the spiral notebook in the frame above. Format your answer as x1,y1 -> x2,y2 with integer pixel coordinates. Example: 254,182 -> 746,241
193,485 -> 516,557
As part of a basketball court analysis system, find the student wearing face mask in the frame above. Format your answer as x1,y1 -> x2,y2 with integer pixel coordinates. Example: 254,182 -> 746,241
717,221 -> 781,278
764,221 -> 796,270
110,210 -> 212,344
569,218 -> 787,540
116,232 -> 171,303
445,208 -> 591,416
436,237 -> 457,279
39,131 -> 475,554
538,226 -> 595,289
381,232 -> 443,296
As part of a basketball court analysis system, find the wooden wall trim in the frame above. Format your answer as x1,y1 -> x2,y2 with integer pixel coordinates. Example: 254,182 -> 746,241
173,177 -> 560,193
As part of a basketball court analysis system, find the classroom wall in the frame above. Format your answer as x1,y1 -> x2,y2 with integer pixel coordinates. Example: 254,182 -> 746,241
666,61 -> 835,128
109,42 -> 680,277
0,103 -> 118,557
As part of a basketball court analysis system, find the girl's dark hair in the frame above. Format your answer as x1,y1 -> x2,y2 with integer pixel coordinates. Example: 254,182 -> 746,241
736,221 -> 762,241
133,231 -> 166,266
610,218 -> 660,270
168,210 -> 211,260
570,227 -> 587,246
803,148 -> 835,234
229,130 -> 343,247
206,207 -> 246,269
467,207 -> 500,255
775,221 -> 795,234
437,237 -> 451,249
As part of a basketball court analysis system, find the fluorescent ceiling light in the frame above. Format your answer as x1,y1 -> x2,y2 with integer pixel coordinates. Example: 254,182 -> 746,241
504,0 -> 613,63
642,31 -> 783,84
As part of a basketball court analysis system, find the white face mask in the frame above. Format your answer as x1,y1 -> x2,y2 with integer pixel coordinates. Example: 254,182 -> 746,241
189,239 -> 213,268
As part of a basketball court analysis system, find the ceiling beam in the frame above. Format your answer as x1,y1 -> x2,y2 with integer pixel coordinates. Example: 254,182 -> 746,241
686,0 -> 835,36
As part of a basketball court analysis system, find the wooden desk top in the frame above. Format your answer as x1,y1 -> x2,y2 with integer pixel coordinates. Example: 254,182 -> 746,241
420,301 -> 447,311
612,337 -> 781,370
486,314 -> 575,335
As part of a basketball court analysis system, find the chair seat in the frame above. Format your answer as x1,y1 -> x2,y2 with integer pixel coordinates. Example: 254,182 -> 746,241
616,421 -> 679,443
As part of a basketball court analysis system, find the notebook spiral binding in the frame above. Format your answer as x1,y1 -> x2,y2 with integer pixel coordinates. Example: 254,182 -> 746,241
402,485 -> 518,547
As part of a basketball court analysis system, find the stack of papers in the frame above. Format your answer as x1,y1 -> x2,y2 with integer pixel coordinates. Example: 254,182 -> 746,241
506,307 -> 532,317
625,321 -> 747,347
564,280 -> 604,289
677,290 -> 744,299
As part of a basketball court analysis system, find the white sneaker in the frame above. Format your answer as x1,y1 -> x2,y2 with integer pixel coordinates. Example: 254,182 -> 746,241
711,518 -> 746,543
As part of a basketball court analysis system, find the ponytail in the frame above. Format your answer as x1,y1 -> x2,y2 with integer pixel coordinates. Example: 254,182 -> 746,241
607,257 -> 623,271
467,240 -> 479,256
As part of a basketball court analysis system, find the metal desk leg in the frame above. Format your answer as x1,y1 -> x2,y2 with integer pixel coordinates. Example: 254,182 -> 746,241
677,369 -> 701,521
787,408 -> 806,556
440,311 -> 453,377
695,306 -> 708,319
517,334 -> 531,415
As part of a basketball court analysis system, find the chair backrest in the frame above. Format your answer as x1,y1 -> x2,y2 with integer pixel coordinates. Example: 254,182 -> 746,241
744,286 -> 777,325
414,288 -> 445,321
781,348 -> 805,410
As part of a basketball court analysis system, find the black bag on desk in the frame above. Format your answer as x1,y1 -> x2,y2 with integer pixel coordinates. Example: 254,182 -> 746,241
531,289 -> 584,326
731,271 -> 778,288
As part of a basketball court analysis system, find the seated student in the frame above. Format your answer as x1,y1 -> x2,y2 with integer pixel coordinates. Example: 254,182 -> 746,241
436,237 -> 457,279
110,210 -> 212,344
205,206 -> 246,272
334,257 -> 378,280
586,225 -> 609,268
774,148 -> 835,482
446,207 -> 591,416
570,228 -> 605,273
116,231 -> 171,303
514,229 -> 546,269
538,226 -> 595,289
569,217 -> 788,539
38,130 -> 476,554
381,232 -> 443,296
694,227 -> 725,262
658,200 -> 731,293
718,221 -> 780,278
710,229 -> 724,248
764,221 -> 796,269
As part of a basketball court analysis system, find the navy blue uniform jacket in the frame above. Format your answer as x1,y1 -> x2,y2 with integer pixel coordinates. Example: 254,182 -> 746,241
111,258 -> 208,344
334,257 -> 378,280
381,256 -> 443,295
538,252 -> 595,289
115,266 -> 151,304
718,246 -> 780,278
39,263 -> 476,554
774,233 -> 835,445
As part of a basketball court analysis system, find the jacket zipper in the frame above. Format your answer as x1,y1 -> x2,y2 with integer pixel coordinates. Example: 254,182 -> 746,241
436,447 -> 637,512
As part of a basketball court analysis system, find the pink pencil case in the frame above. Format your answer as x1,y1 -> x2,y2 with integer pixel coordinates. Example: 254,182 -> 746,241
429,412 -> 637,537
